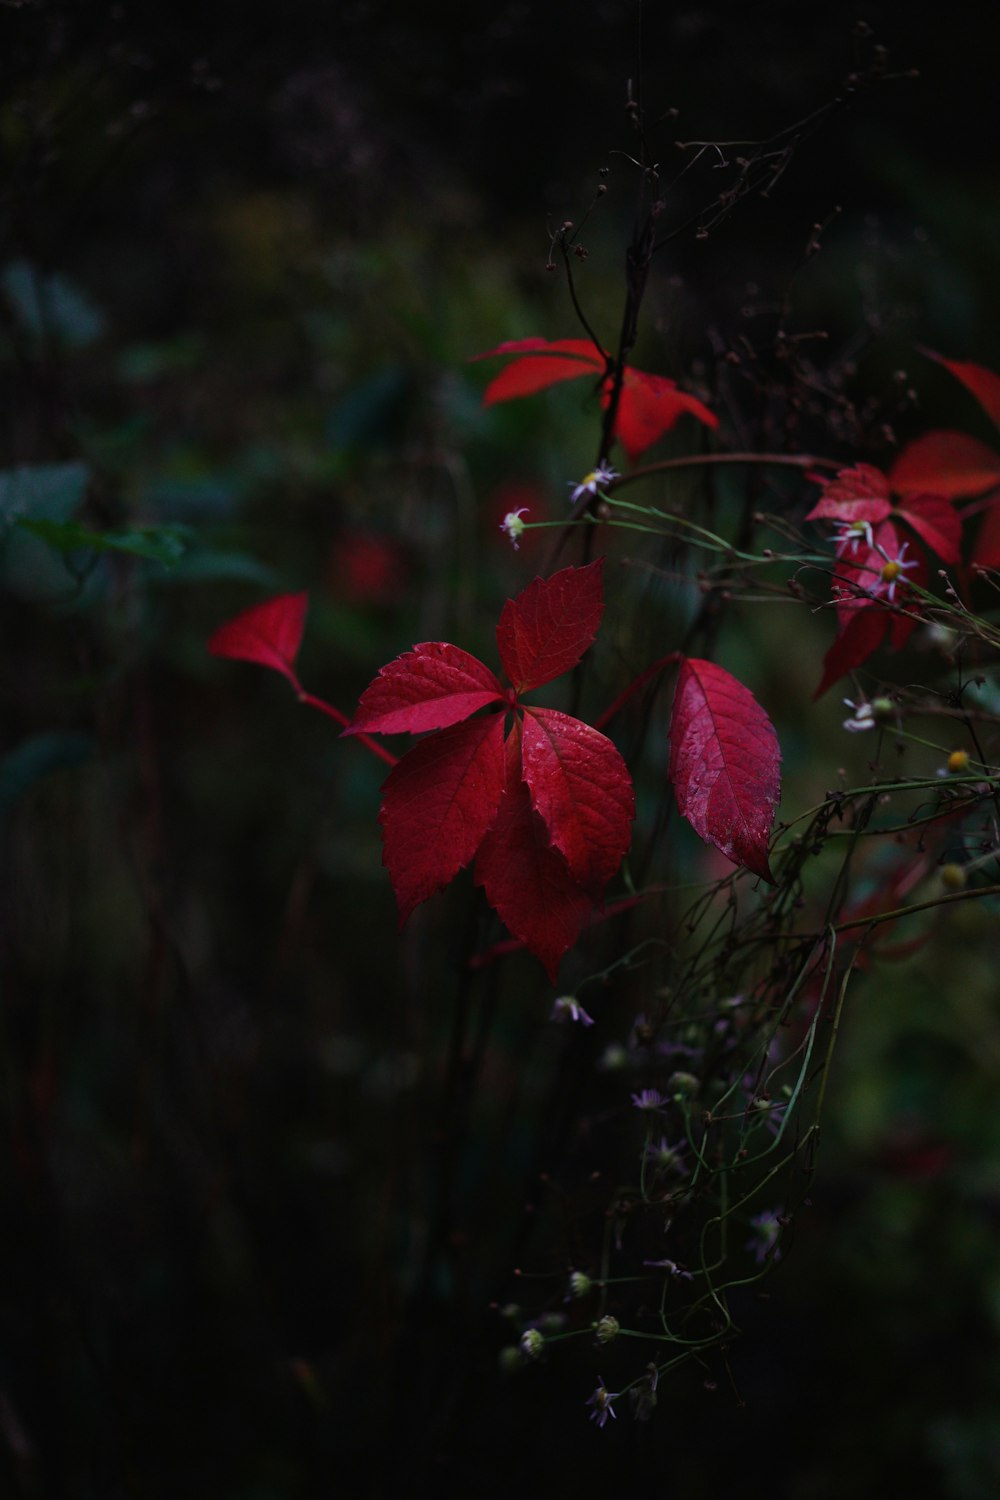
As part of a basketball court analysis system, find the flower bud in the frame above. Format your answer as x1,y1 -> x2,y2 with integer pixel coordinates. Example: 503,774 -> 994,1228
519,1328 -> 544,1360
594,1315 -> 620,1344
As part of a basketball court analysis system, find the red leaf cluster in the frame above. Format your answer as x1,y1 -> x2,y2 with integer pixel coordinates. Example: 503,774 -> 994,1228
806,464 -> 961,695
209,581 -> 786,974
890,349 -> 1000,566
472,337 -> 718,464
345,560 -> 635,979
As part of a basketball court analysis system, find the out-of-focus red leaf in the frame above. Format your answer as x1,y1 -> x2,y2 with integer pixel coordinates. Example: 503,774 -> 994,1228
473,337 -> 604,405
806,494 -> 893,530
471,336 -> 601,364
330,530 -> 407,605
345,643 -> 505,735
379,714 -> 507,925
972,497 -> 1000,568
474,729 -> 592,981
920,348 -> 1000,431
813,607 -> 887,698
811,463 -> 891,505
472,337 -> 716,462
605,369 -> 718,465
520,706 -> 634,895
890,430 -> 1000,498
805,462 -> 893,530
208,592 -> 309,688
895,493 -> 962,564
495,559 -> 605,693
668,657 -> 781,882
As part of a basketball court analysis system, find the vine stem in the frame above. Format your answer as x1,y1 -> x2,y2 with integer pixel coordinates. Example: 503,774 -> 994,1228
610,451 -> 839,490
297,691 -> 398,767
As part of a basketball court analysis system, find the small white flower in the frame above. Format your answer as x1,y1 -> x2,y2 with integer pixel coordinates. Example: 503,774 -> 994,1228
831,518 -> 874,555
843,695 -> 894,733
842,697 -> 876,733
568,461 -> 619,506
499,507 -> 529,550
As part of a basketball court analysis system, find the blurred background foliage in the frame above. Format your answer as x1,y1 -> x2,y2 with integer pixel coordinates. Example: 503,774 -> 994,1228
2,1 -> 1000,1495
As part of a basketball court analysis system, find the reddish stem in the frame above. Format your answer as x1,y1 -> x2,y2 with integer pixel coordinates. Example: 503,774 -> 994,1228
298,691 -> 398,767
592,651 -> 681,732
611,451 -> 839,490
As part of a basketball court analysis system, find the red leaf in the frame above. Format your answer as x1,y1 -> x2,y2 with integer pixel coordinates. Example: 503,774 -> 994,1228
472,337 -> 604,405
520,706 -> 634,895
813,607 -> 887,698
496,559 -> 605,694
920,348 -> 1000,431
606,369 -> 718,464
809,463 -> 891,506
890,430 -> 1000,498
474,728 -> 592,981
346,643 -> 505,735
895,492 -> 962,564
379,714 -> 507,925
668,658 -> 781,881
805,461 -> 893,530
208,592 -> 308,688
472,337 -> 717,462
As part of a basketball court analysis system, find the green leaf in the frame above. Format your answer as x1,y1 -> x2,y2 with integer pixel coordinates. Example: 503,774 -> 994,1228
0,731 -> 93,810
17,518 -> 190,565
1,260 -> 104,350
0,462 -> 90,530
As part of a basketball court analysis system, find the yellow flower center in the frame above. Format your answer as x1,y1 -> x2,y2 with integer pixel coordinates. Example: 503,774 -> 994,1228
947,749 -> 970,774
880,559 -> 902,583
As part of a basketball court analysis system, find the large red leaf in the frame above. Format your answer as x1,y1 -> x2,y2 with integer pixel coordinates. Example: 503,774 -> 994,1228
496,559 -> 605,693
346,642 -> 505,735
474,729 -> 592,981
208,592 -> 309,688
920,349 -> 1000,431
379,713 -> 507,925
668,658 -> 781,881
606,369 -> 718,465
890,431 -> 1000,498
895,492 -> 962,564
520,706 -> 634,895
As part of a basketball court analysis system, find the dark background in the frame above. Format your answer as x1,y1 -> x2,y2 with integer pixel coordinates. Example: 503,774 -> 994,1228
2,2 -> 1000,1496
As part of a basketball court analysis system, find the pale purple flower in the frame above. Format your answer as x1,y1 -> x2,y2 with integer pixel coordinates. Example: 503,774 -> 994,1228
868,538 -> 919,603
631,1087 -> 668,1112
746,1208 -> 783,1265
586,1377 -> 619,1427
643,1257 -> 694,1281
643,1135 -> 688,1174
552,995 -> 595,1027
